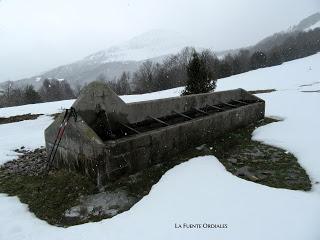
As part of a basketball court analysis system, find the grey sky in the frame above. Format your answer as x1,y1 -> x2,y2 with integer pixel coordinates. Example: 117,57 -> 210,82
0,0 -> 319,82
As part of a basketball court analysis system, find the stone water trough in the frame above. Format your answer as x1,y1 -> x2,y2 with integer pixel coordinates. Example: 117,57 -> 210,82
45,82 -> 265,185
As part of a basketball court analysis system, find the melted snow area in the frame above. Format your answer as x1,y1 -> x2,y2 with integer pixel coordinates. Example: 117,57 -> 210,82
1,53 -> 320,240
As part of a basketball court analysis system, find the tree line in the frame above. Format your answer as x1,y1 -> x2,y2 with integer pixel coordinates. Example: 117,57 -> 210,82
1,27 -> 319,107
102,27 -> 320,95
0,79 -> 75,108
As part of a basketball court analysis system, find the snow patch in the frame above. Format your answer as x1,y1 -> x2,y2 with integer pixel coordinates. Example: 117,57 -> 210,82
0,157 -> 320,240
0,100 -> 75,118
0,116 -> 53,164
85,30 -> 196,63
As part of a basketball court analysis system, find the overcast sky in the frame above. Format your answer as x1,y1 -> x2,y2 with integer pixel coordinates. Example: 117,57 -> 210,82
0,0 -> 319,82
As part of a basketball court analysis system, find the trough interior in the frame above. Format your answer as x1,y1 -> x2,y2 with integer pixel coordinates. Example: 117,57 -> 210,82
92,98 -> 263,142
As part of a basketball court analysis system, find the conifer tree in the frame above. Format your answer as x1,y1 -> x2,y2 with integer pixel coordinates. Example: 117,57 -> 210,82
182,51 -> 215,95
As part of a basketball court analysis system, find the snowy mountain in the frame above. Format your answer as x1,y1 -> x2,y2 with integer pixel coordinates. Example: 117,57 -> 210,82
292,12 -> 320,31
85,29 -> 195,63
9,30 -> 195,89
4,13 -> 320,90
221,12 -> 320,56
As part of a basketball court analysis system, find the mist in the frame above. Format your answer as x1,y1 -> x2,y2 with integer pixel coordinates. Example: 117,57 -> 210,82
0,0 -> 319,82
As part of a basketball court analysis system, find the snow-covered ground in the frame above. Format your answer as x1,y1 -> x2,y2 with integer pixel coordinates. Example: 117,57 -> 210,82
1,53 -> 320,239
0,116 -> 52,164
85,29 -> 196,63
0,90 -> 186,118
0,100 -> 74,118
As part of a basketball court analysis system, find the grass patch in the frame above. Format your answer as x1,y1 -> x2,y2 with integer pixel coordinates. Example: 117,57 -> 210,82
207,118 -> 311,191
0,170 -> 96,226
0,117 -> 311,226
248,89 -> 276,94
0,114 -> 43,125
107,118 -> 311,203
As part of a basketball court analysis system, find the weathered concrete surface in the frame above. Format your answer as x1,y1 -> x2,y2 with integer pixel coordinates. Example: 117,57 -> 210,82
45,113 -> 107,184
72,82 -> 128,128
45,81 -> 265,185
125,89 -> 244,123
106,102 -> 264,175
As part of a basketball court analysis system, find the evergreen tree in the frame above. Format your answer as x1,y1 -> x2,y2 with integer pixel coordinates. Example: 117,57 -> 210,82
182,51 -> 215,95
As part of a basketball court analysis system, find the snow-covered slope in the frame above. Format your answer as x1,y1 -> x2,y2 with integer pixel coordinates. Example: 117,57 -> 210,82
85,29 -> 194,64
243,12 -> 320,54
0,100 -> 74,118
9,30 -> 196,89
1,53 -> 320,240
293,12 -> 320,31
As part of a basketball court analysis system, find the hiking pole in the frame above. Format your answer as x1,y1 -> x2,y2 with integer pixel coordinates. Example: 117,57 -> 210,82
46,109 -> 69,170
46,108 -> 77,173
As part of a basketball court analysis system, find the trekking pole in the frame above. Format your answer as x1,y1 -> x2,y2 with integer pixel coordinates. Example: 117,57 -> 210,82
46,108 -> 77,173
46,109 -> 69,170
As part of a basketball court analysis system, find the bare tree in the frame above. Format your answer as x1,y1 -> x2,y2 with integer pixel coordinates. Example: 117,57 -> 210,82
132,60 -> 156,93
117,72 -> 131,95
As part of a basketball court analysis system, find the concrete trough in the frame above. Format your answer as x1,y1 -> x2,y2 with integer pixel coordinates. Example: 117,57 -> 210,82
45,82 -> 265,185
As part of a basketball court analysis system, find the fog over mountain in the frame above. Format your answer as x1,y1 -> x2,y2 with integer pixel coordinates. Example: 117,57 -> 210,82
4,11 -> 318,91
0,0 -> 319,83
7,29 -> 195,89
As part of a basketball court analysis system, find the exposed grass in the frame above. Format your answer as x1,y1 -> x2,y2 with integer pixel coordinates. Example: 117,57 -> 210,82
0,114 -> 43,125
207,118 -> 311,191
108,118 -> 311,203
0,117 -> 311,227
0,170 -> 96,226
248,89 -> 276,94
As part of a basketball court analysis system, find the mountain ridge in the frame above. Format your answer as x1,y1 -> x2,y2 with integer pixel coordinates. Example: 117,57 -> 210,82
3,12 -> 320,90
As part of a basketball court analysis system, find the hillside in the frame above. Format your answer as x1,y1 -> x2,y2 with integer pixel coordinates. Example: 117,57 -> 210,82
220,12 -> 320,56
9,30 -> 194,89
0,53 -> 320,239
85,30 -> 194,63
292,12 -> 320,31
308,20 -> 320,30
253,12 -> 320,52
13,60 -> 141,89
2,12 -> 320,91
